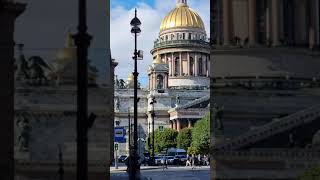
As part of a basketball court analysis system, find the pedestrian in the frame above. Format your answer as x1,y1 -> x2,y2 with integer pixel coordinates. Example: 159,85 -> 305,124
191,154 -> 196,170
185,155 -> 191,166
198,154 -> 202,167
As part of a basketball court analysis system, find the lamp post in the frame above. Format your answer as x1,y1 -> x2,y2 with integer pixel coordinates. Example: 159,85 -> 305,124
130,8 -> 141,180
58,144 -> 64,180
149,97 -> 157,165
73,0 -> 92,179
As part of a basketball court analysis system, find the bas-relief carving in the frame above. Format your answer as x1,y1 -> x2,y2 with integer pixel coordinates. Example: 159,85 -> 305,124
16,115 -> 32,152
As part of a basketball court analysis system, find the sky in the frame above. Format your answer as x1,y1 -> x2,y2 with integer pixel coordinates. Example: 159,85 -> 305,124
14,0 -> 209,87
111,0 -> 210,87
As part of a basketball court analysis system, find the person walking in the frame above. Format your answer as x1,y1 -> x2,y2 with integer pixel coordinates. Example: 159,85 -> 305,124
186,154 -> 191,166
197,154 -> 202,167
191,154 -> 196,170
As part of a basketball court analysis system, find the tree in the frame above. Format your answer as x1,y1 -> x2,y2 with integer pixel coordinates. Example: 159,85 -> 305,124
187,146 -> 198,155
191,113 -> 210,154
298,165 -> 320,180
177,128 -> 192,150
146,128 -> 178,154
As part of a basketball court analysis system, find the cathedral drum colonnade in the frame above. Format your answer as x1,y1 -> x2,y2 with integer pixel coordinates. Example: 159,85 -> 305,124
150,0 -> 210,89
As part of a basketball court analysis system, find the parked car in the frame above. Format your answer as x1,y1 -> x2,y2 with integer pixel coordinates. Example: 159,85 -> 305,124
154,156 -> 162,165
174,155 -> 187,165
118,155 -> 127,163
166,156 -> 175,165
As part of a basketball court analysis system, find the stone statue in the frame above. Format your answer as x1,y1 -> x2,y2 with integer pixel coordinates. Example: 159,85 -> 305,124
214,104 -> 224,135
176,96 -> 180,106
157,75 -> 163,89
20,55 -> 30,79
115,97 -> 120,111
16,116 -> 31,151
115,75 -> 119,89
28,56 -> 51,85
119,79 -> 126,89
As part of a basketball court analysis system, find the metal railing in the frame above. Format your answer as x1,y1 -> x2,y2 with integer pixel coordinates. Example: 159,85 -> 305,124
153,39 -> 210,48
216,104 -> 320,150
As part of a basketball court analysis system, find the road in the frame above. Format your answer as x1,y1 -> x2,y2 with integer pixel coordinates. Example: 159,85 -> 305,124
111,166 -> 210,180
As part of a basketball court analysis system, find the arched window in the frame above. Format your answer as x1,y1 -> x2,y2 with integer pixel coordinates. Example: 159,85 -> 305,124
198,58 -> 203,75
174,57 -> 179,76
156,74 -> 164,89
190,57 -> 194,75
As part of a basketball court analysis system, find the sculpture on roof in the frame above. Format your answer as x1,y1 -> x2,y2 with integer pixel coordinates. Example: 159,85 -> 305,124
28,56 -> 52,85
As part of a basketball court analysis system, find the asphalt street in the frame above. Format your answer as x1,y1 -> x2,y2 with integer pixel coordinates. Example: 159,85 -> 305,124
110,166 -> 210,180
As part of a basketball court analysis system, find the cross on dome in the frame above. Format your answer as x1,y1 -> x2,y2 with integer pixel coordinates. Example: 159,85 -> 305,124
176,0 -> 188,7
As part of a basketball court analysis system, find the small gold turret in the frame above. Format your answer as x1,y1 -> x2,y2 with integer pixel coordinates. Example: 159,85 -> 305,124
152,54 -> 162,64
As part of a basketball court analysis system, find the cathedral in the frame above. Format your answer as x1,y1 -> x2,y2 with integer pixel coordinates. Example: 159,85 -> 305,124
114,0 -> 210,156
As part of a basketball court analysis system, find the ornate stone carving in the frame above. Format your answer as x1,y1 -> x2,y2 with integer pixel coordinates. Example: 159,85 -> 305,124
16,116 -> 31,151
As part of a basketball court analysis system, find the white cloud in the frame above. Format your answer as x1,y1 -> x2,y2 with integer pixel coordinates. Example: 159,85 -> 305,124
111,0 -> 210,86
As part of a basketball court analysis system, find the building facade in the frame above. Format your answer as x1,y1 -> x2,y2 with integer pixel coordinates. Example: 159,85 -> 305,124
210,0 -> 320,179
14,33 -> 115,180
114,0 -> 210,156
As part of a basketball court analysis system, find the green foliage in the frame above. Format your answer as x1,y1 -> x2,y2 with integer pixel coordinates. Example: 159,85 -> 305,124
177,128 -> 192,150
187,146 -> 199,155
146,128 -> 178,154
298,165 -> 320,180
191,113 -> 210,154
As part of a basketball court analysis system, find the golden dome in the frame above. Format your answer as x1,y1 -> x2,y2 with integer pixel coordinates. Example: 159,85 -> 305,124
127,73 -> 134,81
54,32 -> 77,65
160,2 -> 205,32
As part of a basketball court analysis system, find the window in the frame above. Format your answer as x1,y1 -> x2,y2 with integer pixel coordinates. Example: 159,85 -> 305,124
188,33 -> 192,39
171,34 -> 174,40
183,33 -> 185,39
156,75 -> 164,89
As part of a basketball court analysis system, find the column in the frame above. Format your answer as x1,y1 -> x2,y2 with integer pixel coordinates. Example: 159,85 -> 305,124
207,55 -> 210,77
316,0 -> 320,46
168,59 -> 172,76
188,119 -> 192,128
0,2 -> 26,180
165,54 -> 167,63
222,0 -> 231,45
202,54 -> 206,76
176,119 -> 181,132
187,52 -> 190,75
266,4 -> 271,44
271,0 -> 280,46
173,120 -> 177,130
309,0 -> 316,49
248,0 -> 257,45
195,54 -> 198,76
171,53 -> 174,76
179,52 -> 182,76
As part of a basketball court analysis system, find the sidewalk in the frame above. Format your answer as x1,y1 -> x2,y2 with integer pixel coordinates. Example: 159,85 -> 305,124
110,165 -> 163,173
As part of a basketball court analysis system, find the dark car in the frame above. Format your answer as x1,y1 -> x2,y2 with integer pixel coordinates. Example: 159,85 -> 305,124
174,155 -> 187,165
166,156 -> 175,165
118,155 -> 127,163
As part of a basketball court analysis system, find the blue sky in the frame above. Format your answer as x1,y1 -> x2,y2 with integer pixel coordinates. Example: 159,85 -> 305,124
111,0 -> 155,9
111,0 -> 210,88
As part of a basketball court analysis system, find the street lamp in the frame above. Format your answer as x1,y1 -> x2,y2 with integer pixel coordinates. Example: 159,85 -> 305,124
73,0 -> 92,179
149,97 -> 157,165
130,8 -> 141,180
